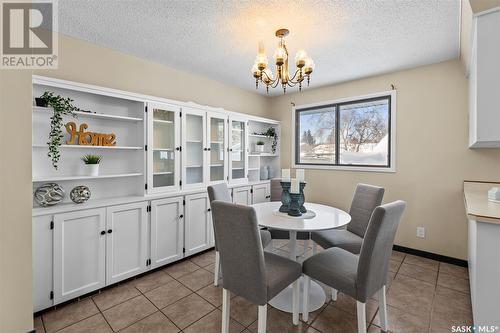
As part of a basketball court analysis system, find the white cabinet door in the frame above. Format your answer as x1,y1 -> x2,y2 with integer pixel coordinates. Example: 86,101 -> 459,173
207,111 -> 228,185
106,202 -> 148,285
184,192 -> 211,256
252,183 -> 271,204
182,107 -> 207,189
232,186 -> 252,205
228,115 -> 248,184
33,215 -> 53,312
151,197 -> 184,268
147,102 -> 181,193
53,208 -> 106,303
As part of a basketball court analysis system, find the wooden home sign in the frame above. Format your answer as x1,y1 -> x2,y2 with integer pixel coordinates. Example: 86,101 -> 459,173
65,122 -> 116,146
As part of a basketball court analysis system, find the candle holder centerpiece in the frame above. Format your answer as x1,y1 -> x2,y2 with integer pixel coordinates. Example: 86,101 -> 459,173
288,193 -> 302,217
299,182 -> 307,213
279,181 -> 291,213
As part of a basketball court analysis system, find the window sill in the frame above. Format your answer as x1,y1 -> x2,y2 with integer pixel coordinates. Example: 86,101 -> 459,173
292,163 -> 396,173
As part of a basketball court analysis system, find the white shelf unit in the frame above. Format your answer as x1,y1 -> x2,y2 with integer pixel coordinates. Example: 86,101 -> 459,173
33,79 -> 146,206
247,119 -> 280,182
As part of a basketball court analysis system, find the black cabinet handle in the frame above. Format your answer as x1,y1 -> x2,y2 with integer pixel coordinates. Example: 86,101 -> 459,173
179,214 -> 184,218
207,148 -> 211,151
207,208 -> 211,212
100,230 -> 106,235
107,229 -> 112,234
175,147 -> 180,151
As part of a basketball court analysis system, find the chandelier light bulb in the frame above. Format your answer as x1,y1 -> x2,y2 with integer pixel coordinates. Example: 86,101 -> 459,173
274,46 -> 287,66
295,49 -> 308,68
304,56 -> 315,75
251,64 -> 261,78
255,53 -> 268,71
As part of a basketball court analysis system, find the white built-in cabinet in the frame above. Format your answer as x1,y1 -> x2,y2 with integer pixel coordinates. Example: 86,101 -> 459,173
229,116 -> 248,184
252,183 -> 271,204
150,197 -> 184,268
184,193 -> 213,256
53,208 -> 107,304
106,202 -> 148,284
232,186 -> 252,205
207,111 -> 228,184
33,215 -> 53,312
182,107 -> 208,188
468,8 -> 500,148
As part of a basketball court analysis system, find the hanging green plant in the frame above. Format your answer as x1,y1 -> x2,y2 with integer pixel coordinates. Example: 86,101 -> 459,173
262,127 -> 278,154
40,92 -> 81,169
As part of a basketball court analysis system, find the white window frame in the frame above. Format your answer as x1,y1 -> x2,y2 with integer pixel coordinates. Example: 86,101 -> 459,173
291,90 -> 396,173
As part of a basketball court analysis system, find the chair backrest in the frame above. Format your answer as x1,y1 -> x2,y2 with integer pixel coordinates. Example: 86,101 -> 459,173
347,184 -> 385,238
207,183 -> 232,203
270,178 -> 282,202
210,200 -> 267,305
356,200 -> 406,302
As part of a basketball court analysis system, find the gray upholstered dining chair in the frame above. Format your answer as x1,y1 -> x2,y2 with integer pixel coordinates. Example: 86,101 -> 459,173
211,200 -> 302,333
302,201 -> 406,333
207,183 -> 272,286
311,183 -> 384,300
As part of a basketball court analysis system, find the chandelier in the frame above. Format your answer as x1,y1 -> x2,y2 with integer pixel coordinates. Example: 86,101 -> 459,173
251,28 -> 315,94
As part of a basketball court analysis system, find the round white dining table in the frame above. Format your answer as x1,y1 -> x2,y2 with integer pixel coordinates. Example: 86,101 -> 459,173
252,201 -> 351,313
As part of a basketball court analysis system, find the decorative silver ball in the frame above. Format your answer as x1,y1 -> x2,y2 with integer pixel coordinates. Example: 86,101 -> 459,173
34,183 -> 65,207
70,185 -> 91,204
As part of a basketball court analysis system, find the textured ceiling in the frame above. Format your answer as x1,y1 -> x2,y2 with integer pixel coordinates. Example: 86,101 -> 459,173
57,0 -> 460,96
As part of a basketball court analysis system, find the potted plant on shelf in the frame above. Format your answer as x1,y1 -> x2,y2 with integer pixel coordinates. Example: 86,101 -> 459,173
81,154 -> 102,176
256,140 -> 265,153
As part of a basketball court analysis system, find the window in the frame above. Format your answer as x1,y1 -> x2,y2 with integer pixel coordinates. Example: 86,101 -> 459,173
294,92 -> 395,171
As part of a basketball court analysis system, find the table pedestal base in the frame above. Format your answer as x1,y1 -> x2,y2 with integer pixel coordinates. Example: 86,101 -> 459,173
269,277 -> 326,313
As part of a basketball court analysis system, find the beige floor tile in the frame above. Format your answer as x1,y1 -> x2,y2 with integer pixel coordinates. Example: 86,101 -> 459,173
388,259 -> 402,273
183,309 -> 245,333
398,263 -> 438,285
119,311 -> 179,333
371,304 -> 430,333
229,296 -> 258,326
132,270 -> 174,293
162,293 -> 215,329
306,327 -> 321,333
34,316 -> 45,333
403,254 -> 439,271
247,307 -> 308,332
391,251 -> 406,263
436,272 -> 469,294
56,313 -> 112,333
386,274 -> 435,318
300,302 -> 328,325
163,260 -> 200,279
102,295 -> 156,332
42,298 -> 99,333
439,263 -> 468,280
310,304 -> 359,333
196,283 -> 227,307
144,280 -> 192,309
330,292 -> 378,324
430,285 -> 472,330
190,250 -> 215,267
177,268 -> 213,291
92,283 -> 141,311
204,262 -> 216,273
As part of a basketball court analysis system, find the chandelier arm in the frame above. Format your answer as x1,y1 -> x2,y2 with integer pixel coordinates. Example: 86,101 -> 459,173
261,70 -> 278,86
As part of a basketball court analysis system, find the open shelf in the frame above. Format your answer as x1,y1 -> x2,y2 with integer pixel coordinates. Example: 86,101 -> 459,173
153,171 -> 173,175
186,140 -> 202,143
32,144 -> 143,150
153,119 -> 173,124
249,153 -> 278,157
186,165 -> 203,168
210,141 -> 223,144
153,147 -> 174,151
33,106 -> 143,122
33,172 -> 143,182
249,134 -> 268,138
210,164 -> 223,167
248,168 -> 260,171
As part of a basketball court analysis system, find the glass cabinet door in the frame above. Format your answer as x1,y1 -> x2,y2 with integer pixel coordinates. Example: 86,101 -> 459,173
229,117 -> 247,183
147,103 -> 180,193
182,108 -> 207,188
207,112 -> 227,183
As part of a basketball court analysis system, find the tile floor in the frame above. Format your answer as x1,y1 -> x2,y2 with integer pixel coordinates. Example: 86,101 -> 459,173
34,241 -> 472,333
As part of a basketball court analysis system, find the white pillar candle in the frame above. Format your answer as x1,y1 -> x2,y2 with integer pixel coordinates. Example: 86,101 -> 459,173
290,179 -> 300,193
282,168 -> 290,181
296,169 -> 305,182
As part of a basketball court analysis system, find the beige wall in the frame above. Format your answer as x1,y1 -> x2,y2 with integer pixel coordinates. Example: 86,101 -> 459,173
0,33 -> 270,333
269,59 -> 500,261
470,0 -> 500,13
460,0 -> 473,71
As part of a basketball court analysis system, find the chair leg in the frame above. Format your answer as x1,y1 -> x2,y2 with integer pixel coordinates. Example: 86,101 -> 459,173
214,251 -> 220,286
312,242 -> 317,255
356,301 -> 367,333
331,288 -> 338,301
258,304 -> 267,333
222,289 -> 230,333
302,275 -> 311,322
378,285 -> 388,331
303,239 -> 309,257
292,280 -> 299,325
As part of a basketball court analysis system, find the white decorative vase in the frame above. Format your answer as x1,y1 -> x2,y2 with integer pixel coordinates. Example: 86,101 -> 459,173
85,164 -> 100,177
256,145 -> 264,153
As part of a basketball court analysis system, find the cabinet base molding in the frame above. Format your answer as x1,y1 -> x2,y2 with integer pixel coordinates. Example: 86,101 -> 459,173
392,245 -> 468,267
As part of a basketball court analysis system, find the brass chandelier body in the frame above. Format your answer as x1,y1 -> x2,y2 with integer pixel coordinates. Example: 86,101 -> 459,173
252,29 -> 315,94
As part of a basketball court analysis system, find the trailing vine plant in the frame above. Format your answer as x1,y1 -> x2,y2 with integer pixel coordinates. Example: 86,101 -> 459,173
263,127 -> 278,154
41,92 -> 81,169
